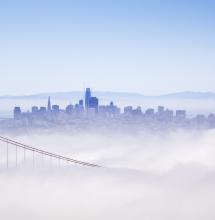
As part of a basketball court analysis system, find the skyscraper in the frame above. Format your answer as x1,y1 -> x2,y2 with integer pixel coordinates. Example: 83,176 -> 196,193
89,97 -> 99,113
47,96 -> 51,111
14,107 -> 22,119
85,88 -> 91,110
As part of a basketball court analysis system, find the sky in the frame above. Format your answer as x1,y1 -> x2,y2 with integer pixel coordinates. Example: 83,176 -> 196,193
0,0 -> 215,95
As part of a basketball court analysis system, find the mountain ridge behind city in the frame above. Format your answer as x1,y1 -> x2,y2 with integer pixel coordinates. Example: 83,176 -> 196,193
0,91 -> 215,100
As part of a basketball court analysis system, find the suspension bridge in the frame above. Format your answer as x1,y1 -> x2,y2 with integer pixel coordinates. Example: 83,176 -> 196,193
0,136 -> 100,169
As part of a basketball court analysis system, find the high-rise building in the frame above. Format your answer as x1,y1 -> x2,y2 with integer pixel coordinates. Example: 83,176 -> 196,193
124,106 -> 133,115
145,108 -> 155,117
39,107 -> 46,114
32,106 -> 39,114
132,106 -> 142,116
47,96 -> 51,111
14,107 -> 22,119
79,99 -> 84,106
176,110 -> 186,120
108,101 -> 120,116
89,97 -> 99,113
52,105 -> 60,113
158,106 -> 165,115
85,88 -> 91,110
66,104 -> 74,114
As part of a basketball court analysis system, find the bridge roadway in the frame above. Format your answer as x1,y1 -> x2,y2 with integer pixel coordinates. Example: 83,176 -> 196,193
0,135 -> 100,168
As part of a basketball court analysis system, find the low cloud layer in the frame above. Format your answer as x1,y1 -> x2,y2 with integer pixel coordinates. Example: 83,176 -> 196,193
1,129 -> 215,220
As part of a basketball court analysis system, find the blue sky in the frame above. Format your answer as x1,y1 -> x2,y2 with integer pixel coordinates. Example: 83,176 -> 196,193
0,0 -> 215,95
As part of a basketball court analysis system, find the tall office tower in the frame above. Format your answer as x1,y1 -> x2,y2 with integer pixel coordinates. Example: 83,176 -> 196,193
85,88 -> 91,110
14,107 -> 22,119
47,96 -> 51,111
89,97 -> 99,113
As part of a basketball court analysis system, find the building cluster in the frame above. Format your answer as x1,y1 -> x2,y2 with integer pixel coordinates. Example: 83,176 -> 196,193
10,88 -> 215,130
13,88 -> 121,120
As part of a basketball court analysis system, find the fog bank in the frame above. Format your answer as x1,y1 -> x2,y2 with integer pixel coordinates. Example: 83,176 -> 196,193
1,129 -> 215,220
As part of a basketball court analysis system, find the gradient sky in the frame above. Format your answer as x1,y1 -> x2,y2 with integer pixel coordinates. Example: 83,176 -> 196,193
0,0 -> 215,95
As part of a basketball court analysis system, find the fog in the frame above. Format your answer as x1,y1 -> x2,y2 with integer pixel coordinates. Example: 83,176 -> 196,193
0,129 -> 215,220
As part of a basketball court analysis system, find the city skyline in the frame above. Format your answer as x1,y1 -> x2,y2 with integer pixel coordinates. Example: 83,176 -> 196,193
10,88 -> 215,125
0,0 -> 215,95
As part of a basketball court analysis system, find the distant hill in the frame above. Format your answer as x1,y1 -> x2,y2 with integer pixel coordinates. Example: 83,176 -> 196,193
0,91 -> 144,101
0,91 -> 215,100
159,92 -> 215,99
